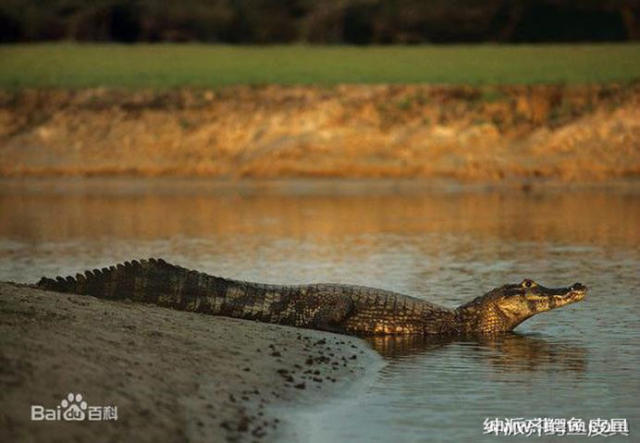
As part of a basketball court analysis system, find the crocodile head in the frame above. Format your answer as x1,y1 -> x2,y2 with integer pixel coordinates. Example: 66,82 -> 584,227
456,279 -> 587,334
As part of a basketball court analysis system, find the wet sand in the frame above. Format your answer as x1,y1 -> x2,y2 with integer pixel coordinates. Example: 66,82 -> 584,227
0,282 -> 381,442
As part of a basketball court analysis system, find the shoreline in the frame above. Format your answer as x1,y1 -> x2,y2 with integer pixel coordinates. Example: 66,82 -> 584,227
2,176 -> 640,200
2,84 -> 639,182
0,282 -> 382,442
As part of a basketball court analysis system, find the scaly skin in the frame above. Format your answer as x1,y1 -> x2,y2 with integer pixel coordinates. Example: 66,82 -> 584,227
36,258 -> 587,336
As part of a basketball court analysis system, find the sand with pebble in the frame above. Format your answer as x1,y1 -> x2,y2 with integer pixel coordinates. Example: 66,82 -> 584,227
0,282 -> 382,442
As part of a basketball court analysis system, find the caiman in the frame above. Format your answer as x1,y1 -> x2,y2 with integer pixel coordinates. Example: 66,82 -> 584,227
36,258 -> 587,336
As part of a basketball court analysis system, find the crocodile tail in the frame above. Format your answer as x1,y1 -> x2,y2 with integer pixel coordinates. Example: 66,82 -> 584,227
35,258 -> 276,316
36,258 -> 356,331
37,258 -> 177,301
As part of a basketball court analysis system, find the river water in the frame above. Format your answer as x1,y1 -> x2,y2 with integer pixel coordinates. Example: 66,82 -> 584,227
1,179 -> 638,441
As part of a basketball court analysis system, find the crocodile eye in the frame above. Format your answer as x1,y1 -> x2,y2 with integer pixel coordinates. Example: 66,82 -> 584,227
521,279 -> 536,288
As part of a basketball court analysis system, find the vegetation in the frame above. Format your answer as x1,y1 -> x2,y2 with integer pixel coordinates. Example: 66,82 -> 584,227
1,0 -> 637,44
2,43 -> 640,89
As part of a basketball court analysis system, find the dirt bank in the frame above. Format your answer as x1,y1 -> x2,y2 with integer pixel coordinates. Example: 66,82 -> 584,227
0,282 -> 380,442
1,84 -> 639,181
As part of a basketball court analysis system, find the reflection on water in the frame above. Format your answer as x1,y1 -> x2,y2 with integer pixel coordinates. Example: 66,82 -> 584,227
366,333 -> 587,373
2,179 -> 640,248
0,179 -> 639,441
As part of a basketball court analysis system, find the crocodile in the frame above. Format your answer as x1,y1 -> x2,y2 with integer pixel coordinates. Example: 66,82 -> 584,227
36,258 -> 587,336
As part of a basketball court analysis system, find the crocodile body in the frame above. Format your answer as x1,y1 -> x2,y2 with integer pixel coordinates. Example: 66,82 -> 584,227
36,258 -> 587,336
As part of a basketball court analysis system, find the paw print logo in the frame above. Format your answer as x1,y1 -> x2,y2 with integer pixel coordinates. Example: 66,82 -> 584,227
61,393 -> 88,421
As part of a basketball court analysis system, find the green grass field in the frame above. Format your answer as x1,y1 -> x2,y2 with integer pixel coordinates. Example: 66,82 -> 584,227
1,43 -> 640,89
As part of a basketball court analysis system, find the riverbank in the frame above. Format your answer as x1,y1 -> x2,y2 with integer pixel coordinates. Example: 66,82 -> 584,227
0,282 -> 381,442
1,83 -> 639,181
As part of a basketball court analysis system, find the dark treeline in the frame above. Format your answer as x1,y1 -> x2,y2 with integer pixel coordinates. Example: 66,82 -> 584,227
1,0 -> 639,44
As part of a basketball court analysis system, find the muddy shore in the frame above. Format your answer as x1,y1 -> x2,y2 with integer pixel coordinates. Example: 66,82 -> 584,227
0,282 -> 381,442
1,84 -> 639,181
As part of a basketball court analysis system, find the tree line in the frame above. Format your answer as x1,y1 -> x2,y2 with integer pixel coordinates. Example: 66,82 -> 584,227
1,0 -> 639,43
